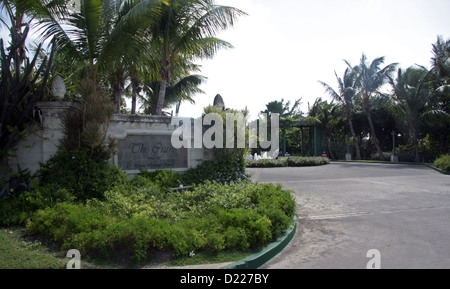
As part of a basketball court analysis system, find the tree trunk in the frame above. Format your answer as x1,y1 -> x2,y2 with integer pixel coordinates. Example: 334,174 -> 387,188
412,128 -> 420,163
112,70 -> 125,114
348,117 -> 362,160
325,130 -> 336,160
113,84 -> 122,114
366,108 -> 385,161
155,78 -> 168,116
130,77 -> 139,115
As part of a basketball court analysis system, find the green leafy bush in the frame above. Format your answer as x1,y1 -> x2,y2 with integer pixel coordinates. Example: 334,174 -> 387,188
38,148 -> 127,201
180,152 -> 250,185
132,170 -> 181,189
26,202 -> 116,245
25,181 -> 296,263
434,155 -> 450,172
0,183 -> 74,226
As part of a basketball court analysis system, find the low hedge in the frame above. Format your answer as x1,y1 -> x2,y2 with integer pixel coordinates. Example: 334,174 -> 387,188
246,156 -> 330,168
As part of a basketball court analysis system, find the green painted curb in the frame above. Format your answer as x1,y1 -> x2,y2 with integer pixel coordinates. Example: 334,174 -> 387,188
221,217 -> 297,269
423,164 -> 450,175
332,160 -> 450,175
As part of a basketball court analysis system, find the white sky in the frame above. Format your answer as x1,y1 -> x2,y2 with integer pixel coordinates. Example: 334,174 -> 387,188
175,0 -> 450,119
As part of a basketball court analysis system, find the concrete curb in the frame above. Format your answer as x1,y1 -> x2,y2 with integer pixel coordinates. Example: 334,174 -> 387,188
221,217 -> 297,269
332,160 -> 450,175
423,164 -> 450,175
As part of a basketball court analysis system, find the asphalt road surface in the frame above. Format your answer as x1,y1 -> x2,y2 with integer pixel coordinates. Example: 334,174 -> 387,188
247,162 -> 450,269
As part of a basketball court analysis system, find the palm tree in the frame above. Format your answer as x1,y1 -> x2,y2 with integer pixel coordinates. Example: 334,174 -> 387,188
429,36 -> 450,153
139,72 -> 205,115
389,67 -> 435,162
33,0 -> 166,111
261,98 -> 302,119
352,54 -> 398,161
319,65 -> 362,160
151,0 -> 246,115
308,98 -> 338,159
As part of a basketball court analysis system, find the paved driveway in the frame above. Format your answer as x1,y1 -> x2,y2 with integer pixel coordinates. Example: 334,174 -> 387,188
247,162 -> 450,269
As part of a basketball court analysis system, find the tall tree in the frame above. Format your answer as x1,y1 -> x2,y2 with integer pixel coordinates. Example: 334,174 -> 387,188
429,36 -> 450,154
0,0 -> 60,170
388,67 -> 445,162
33,0 -> 166,111
319,65 -> 362,160
308,98 -> 338,159
138,72 -> 205,115
261,98 -> 302,118
151,0 -> 246,115
353,54 -> 398,160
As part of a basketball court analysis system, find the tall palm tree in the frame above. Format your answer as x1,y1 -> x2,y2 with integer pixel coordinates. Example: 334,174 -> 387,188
151,0 -> 246,115
353,54 -> 398,161
319,65 -> 362,160
429,36 -> 450,153
389,67 -> 435,162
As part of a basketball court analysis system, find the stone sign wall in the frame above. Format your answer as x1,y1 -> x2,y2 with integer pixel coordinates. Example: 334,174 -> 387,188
106,114 -> 215,176
117,135 -> 188,170
9,103 -> 215,177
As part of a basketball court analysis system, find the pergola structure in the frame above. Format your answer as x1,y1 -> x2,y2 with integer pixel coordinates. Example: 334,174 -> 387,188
280,119 -> 328,157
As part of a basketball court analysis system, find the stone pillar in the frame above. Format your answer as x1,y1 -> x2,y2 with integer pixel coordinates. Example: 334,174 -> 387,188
9,101 -> 80,174
37,102 -> 80,164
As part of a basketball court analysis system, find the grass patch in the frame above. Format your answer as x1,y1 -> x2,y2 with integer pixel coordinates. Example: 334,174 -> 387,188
0,227 -> 66,269
167,250 -> 256,267
0,227 -> 255,269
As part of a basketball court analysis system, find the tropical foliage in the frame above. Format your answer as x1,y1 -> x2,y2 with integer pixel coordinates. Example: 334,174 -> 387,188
267,38 -> 449,162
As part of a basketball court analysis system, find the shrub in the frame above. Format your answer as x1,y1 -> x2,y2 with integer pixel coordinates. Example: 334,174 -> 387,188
25,181 -> 296,263
0,183 -> 74,226
251,183 -> 297,236
37,148 -> 127,201
246,158 -> 287,168
287,156 -> 330,167
26,202 -> 116,246
246,156 -> 330,168
180,152 -> 249,185
133,170 -> 181,189
434,155 -> 450,172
